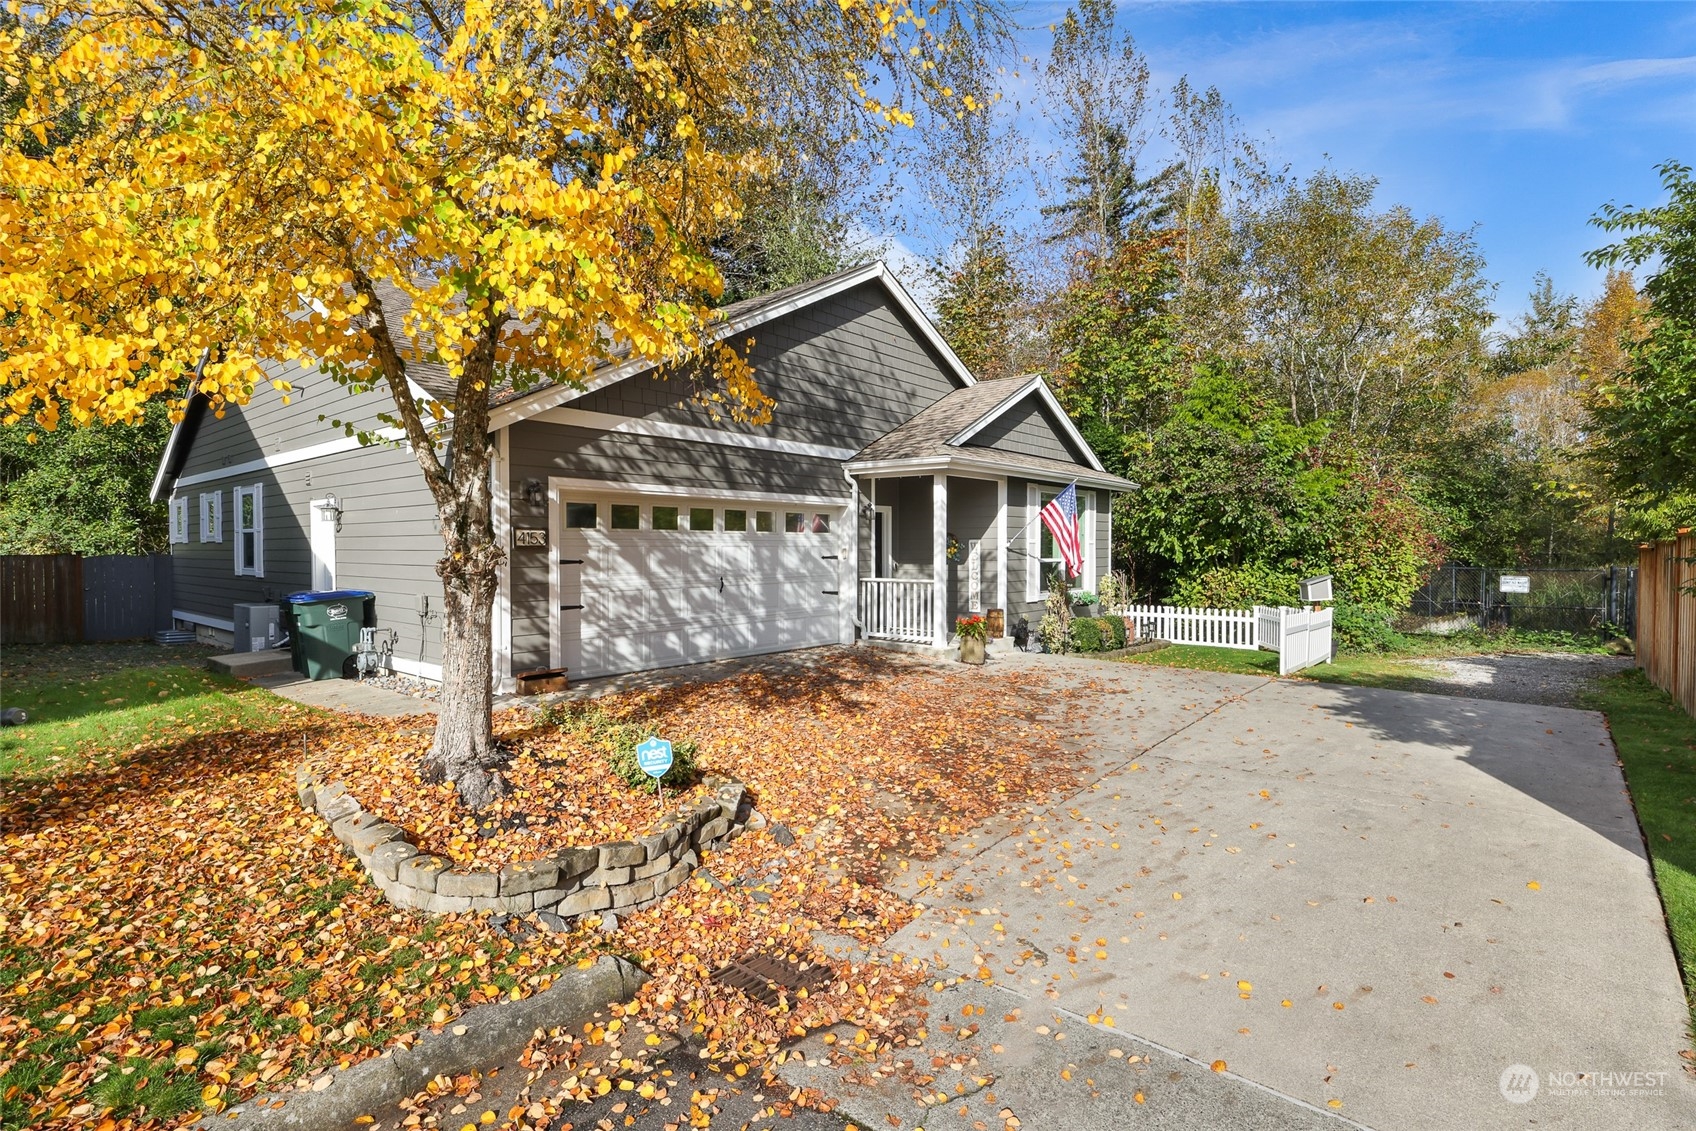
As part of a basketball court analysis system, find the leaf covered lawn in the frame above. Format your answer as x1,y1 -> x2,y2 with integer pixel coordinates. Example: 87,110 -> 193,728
1,649 -> 1085,1130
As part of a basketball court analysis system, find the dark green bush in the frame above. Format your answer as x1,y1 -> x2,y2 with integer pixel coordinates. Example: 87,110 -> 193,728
1103,616 -> 1128,649
1070,618 -> 1103,653
1332,603 -> 1407,653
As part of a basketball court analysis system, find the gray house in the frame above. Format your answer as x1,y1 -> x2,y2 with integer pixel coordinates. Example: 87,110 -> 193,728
151,262 -> 1134,689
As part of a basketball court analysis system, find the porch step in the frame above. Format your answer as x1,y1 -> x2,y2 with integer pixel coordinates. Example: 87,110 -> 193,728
208,649 -> 296,679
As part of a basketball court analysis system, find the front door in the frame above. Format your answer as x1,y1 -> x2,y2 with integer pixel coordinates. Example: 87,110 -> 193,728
310,502 -> 337,590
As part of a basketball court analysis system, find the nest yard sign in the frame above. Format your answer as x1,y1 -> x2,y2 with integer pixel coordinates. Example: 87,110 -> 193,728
635,737 -> 674,778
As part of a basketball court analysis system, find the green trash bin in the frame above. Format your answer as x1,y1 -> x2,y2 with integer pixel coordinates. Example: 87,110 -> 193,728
284,590 -> 375,680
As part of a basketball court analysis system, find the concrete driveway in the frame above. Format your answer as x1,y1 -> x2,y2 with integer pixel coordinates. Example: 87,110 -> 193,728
781,654 -> 1695,1130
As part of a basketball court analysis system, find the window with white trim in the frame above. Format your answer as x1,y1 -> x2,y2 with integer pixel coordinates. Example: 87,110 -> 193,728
1026,486 -> 1063,600
233,484 -> 265,577
169,496 -> 189,544
199,491 -> 223,543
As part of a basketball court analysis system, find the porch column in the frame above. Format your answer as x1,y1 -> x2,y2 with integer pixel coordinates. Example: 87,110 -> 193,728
933,472 -> 948,646
995,477 -> 1008,633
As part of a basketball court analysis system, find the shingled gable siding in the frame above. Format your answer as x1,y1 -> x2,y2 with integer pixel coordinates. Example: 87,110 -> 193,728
168,367 -> 447,672
504,283 -> 964,673
567,279 -> 962,449
962,394 -> 1090,466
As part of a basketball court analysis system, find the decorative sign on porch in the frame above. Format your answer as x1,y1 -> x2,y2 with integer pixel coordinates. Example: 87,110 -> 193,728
514,528 -> 547,548
1499,574 -> 1531,594
968,539 -> 983,612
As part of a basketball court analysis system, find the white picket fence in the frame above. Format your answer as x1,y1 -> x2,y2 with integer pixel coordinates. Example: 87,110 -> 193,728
1118,602 -> 1334,674
1123,604 -> 1259,650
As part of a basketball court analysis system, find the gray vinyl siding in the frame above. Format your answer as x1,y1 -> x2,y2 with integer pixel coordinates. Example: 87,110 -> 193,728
965,395 -> 1090,465
505,420 -> 854,671
944,477 -> 998,621
177,360 -> 398,478
170,377 -> 448,670
1003,480 -> 1115,634
571,281 -> 961,450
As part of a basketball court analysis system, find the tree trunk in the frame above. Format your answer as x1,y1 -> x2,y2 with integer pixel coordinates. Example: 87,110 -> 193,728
424,534 -> 506,810
351,264 -> 510,811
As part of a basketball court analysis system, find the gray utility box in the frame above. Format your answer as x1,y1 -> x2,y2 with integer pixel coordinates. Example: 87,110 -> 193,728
233,602 -> 284,653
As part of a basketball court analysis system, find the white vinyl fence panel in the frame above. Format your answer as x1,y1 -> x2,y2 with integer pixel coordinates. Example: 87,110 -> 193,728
1116,602 -> 1334,672
1275,606 -> 1334,675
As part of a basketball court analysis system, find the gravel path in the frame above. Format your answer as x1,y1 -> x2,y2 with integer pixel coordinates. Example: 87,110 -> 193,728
1403,651 -> 1636,707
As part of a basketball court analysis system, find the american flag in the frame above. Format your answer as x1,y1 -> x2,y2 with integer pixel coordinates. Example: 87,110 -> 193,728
1039,483 -> 1084,578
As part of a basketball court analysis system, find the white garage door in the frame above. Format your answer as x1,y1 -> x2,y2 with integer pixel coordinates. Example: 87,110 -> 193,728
555,495 -> 843,679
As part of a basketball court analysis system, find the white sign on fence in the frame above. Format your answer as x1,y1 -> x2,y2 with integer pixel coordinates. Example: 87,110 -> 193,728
1499,575 -> 1531,594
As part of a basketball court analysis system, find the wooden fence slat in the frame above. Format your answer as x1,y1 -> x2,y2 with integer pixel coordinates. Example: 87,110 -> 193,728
2,553 -> 170,645
1638,534 -> 1695,719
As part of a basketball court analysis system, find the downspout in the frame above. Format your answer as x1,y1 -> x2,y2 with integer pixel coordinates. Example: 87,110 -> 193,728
843,465 -> 862,636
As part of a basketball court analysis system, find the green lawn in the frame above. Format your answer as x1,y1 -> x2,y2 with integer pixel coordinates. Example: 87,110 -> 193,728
1112,643 -> 1441,691
1580,670 -> 1696,1040
0,662 -> 309,779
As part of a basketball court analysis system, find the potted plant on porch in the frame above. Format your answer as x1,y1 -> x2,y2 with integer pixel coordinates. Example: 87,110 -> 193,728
955,614 -> 988,665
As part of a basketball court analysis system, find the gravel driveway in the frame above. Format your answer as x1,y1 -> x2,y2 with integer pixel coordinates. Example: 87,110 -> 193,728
1403,651 -> 1636,707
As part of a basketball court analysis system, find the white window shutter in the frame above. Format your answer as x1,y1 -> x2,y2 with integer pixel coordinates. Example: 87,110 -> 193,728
252,483 -> 264,578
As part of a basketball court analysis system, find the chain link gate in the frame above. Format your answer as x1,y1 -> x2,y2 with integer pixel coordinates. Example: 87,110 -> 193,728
1404,565 -> 1637,638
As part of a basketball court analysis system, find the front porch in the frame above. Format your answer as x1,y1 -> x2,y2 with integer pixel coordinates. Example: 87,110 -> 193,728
853,474 -> 1005,647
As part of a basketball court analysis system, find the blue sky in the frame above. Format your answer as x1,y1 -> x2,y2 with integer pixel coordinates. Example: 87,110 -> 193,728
893,1 -> 1695,329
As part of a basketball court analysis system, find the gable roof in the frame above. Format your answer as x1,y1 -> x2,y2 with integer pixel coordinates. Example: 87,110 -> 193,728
151,263 -> 987,498
485,260 -> 974,427
849,373 -> 1134,492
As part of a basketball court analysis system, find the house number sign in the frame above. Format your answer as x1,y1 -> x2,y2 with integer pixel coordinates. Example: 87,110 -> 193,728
514,528 -> 547,548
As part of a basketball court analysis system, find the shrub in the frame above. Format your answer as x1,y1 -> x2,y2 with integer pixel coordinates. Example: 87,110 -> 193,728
1070,618 -> 1103,652
1103,616 -> 1128,649
1038,613 -> 1069,654
1169,563 -> 1302,608
608,732 -> 699,794
537,702 -> 699,793
1332,603 -> 1407,653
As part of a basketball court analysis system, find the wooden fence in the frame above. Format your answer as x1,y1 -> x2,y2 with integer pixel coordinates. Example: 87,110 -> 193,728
1637,532 -> 1696,718
0,554 -> 174,645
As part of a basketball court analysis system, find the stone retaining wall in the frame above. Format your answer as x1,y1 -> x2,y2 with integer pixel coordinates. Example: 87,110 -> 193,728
295,766 -> 748,920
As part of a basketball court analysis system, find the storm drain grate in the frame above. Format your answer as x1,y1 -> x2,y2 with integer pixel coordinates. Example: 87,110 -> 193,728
711,950 -> 833,1006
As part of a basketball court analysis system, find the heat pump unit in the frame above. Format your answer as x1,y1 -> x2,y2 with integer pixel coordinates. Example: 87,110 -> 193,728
233,602 -> 283,653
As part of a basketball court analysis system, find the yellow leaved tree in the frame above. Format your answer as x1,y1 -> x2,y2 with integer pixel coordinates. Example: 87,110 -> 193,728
1,0 -> 995,807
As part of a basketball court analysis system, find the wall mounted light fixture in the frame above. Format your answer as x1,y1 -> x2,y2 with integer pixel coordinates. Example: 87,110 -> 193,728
523,479 -> 545,508
322,493 -> 344,532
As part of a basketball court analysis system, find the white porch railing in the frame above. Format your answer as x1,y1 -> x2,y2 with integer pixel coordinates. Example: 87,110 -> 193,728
860,578 -> 935,644
1123,604 -> 1259,650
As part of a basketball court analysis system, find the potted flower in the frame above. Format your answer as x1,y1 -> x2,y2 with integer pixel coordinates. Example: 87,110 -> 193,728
955,614 -> 988,665
1069,589 -> 1098,617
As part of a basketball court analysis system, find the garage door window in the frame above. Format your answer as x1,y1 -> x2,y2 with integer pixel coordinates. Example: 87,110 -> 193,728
724,509 -> 747,532
565,502 -> 597,529
651,505 -> 679,531
689,507 -> 714,532
784,512 -> 806,533
811,514 -> 831,534
611,504 -> 640,530
756,510 -> 774,533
